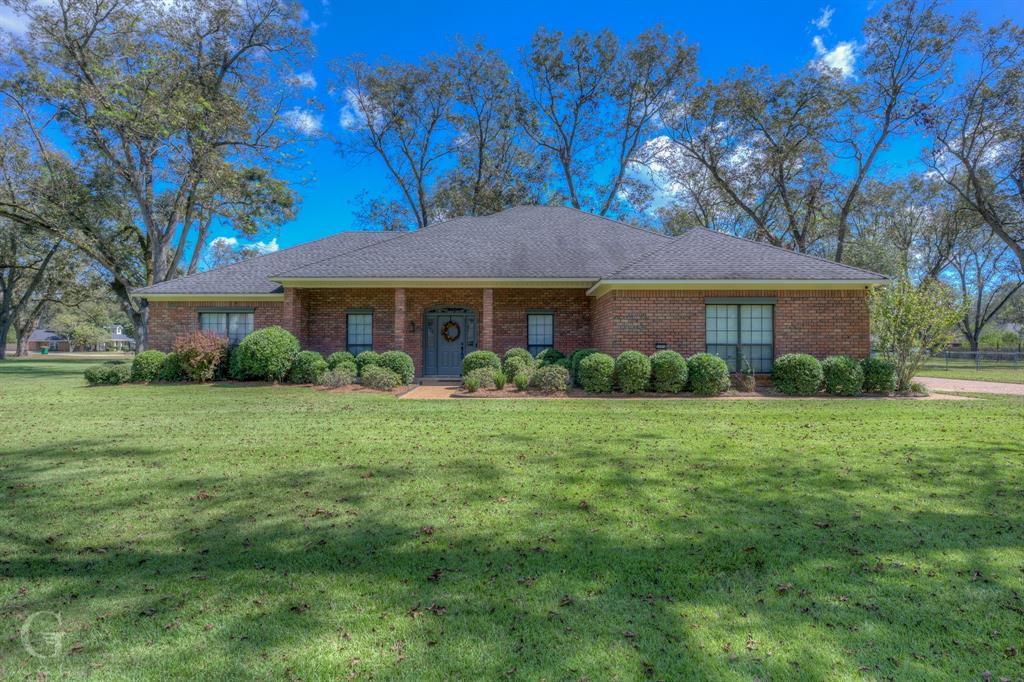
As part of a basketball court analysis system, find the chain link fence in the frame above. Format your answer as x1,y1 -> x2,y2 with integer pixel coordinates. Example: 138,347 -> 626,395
923,350 -> 1023,372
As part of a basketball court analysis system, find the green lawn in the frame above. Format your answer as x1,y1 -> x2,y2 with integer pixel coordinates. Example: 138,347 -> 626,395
2,359 -> 1023,680
917,356 -> 1024,384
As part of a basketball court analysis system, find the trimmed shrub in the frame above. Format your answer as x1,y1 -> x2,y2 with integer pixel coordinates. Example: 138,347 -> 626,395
822,355 -> 864,396
649,350 -> 688,393
614,350 -> 651,394
686,353 -> 730,395
569,348 -> 600,380
131,350 -> 166,382
319,365 -> 356,388
772,353 -> 823,396
327,351 -> 356,370
554,357 -> 571,373
378,350 -> 415,384
577,352 -> 615,393
464,367 -> 498,389
355,350 -> 382,375
361,364 -> 401,390
84,362 -> 131,385
529,365 -> 569,393
158,352 -> 186,382
493,371 -> 507,390
513,372 -> 530,391
173,331 -> 229,382
502,348 -> 534,375
462,350 -> 500,376
233,326 -> 300,382
464,376 -> 481,393
288,351 -> 328,384
861,357 -> 896,393
535,348 -> 565,367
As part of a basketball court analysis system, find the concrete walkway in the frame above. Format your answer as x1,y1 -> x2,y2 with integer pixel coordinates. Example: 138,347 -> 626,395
916,376 -> 1024,395
399,385 -> 460,399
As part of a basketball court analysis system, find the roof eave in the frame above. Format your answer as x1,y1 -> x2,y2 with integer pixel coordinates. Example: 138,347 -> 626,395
270,277 -> 597,289
132,292 -> 285,301
586,278 -> 887,297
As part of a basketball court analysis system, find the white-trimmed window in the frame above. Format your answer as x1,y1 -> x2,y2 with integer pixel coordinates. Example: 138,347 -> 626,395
347,311 -> 373,355
199,311 -> 254,344
527,312 -> 554,357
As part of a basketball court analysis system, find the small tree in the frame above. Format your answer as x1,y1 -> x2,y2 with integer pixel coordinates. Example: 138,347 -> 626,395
870,273 -> 966,391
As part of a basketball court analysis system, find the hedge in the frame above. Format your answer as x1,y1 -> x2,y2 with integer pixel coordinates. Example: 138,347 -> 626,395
686,353 -> 730,395
361,364 -> 401,390
462,350 -> 500,376
327,351 -> 356,370
614,351 -> 651,394
288,351 -> 328,384
569,348 -> 600,381
861,357 -> 896,393
821,355 -> 864,396
463,367 -> 499,389
131,350 -> 166,382
528,364 -> 569,392
84,362 -> 131,386
158,352 -> 187,382
232,326 -> 300,382
577,352 -> 614,393
649,350 -> 688,393
173,331 -> 228,382
377,350 -> 415,384
535,348 -> 565,367
355,351 -> 382,375
772,353 -> 823,396
319,365 -> 356,388
502,348 -> 534,377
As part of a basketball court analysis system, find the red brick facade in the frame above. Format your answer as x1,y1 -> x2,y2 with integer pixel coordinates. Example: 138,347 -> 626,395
146,285 -> 870,374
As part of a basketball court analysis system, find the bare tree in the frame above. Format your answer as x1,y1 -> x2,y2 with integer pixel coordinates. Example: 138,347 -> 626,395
949,226 -> 1023,350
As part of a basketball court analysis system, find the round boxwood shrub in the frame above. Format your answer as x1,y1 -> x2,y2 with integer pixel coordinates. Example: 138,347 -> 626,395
131,350 -> 166,382
649,350 -> 688,393
327,351 -> 356,370
686,353 -> 730,395
158,352 -> 187,382
614,350 -> 651,394
502,348 -> 534,376
513,372 -> 530,391
361,364 -> 401,391
319,365 -> 356,388
772,353 -> 823,396
377,350 -> 415,384
288,351 -> 328,384
577,352 -> 614,393
528,364 -> 569,393
462,350 -> 500,376
535,348 -> 565,367
463,367 -> 498,389
233,326 -> 300,382
84,362 -> 132,385
569,348 -> 600,381
861,357 -> 896,393
821,355 -> 864,396
355,351 -> 382,375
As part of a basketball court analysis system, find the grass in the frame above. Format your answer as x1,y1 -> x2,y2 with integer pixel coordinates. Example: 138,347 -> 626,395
917,356 -> 1024,384
2,358 -> 1023,680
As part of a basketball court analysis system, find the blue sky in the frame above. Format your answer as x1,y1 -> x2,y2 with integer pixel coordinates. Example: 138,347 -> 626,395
209,0 -> 1023,251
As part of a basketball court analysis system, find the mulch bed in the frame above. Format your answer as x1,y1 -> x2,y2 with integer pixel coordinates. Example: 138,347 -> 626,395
450,386 -> 937,400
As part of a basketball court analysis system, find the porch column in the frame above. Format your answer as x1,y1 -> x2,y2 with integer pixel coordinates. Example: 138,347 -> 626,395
393,288 -> 406,352
481,288 -> 493,351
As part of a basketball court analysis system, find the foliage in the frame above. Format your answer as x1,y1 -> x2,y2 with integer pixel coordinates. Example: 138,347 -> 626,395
355,351 -> 382,375
464,375 -> 481,393
360,364 -> 401,391
528,365 -> 569,393
462,350 -> 501,376
870,273 -> 966,391
327,351 -> 356,370
463,367 -> 499,390
232,326 -> 300,382
577,352 -> 615,393
568,348 -> 600,381
649,350 -> 688,393
83,362 -> 131,385
686,353 -> 730,395
287,351 -> 328,384
502,348 -> 535,378
172,331 -> 229,382
614,351 -> 651,394
131,350 -> 167,383
861,357 -> 897,393
821,356 -> 865,396
772,354 -> 824,395
157,353 -> 186,382
513,372 -> 530,391
492,371 -> 507,390
319,365 -> 356,388
377,350 -> 415,384
534,348 -> 565,367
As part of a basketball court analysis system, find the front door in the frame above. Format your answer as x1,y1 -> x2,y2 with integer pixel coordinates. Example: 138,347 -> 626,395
424,307 -> 477,376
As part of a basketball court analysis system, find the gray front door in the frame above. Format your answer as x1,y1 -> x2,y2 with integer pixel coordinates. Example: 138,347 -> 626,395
423,307 -> 477,376
436,315 -> 465,376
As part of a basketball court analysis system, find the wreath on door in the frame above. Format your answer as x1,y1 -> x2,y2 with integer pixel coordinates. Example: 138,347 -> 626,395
441,320 -> 461,343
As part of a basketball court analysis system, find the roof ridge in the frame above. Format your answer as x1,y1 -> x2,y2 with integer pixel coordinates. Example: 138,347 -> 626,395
270,229 -> 415,278
689,227 -> 887,278
550,204 -> 672,240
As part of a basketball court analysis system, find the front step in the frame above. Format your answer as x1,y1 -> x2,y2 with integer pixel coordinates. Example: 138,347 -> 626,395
418,377 -> 462,386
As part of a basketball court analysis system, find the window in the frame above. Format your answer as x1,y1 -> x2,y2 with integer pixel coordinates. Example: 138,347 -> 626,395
527,313 -> 554,357
706,303 -> 774,372
347,312 -> 373,355
199,311 -> 253,344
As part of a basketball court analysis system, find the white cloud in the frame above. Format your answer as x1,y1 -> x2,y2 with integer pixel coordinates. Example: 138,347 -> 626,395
286,71 -> 317,89
210,236 -> 238,248
338,87 -> 372,131
209,235 -> 278,254
812,35 -> 856,78
251,238 -> 279,254
812,6 -> 834,30
0,5 -> 30,34
282,107 -> 323,136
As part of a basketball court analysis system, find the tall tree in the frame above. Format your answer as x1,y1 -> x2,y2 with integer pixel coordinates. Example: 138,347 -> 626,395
949,225 -> 1023,350
0,0 -> 307,348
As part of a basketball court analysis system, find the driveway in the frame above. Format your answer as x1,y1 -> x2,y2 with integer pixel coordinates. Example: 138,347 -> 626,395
916,376 -> 1024,395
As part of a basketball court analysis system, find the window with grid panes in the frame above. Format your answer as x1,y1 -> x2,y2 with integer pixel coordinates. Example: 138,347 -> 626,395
705,304 -> 773,372
527,313 -> 553,356
347,312 -> 373,355
199,311 -> 253,344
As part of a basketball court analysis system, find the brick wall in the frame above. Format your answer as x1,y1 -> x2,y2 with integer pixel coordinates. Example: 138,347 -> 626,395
145,299 -> 284,351
492,288 -> 592,355
592,288 -> 870,361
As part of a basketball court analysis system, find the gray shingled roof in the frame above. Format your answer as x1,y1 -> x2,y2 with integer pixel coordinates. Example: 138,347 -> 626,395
133,231 -> 396,295
274,206 -> 670,280
133,206 -> 884,297
607,228 -> 887,281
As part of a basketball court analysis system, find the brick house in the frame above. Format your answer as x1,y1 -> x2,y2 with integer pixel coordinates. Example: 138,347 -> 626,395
134,206 -> 885,378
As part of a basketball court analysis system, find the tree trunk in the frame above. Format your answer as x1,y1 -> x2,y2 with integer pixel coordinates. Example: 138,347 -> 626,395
0,287 -> 11,361
15,333 -> 29,357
